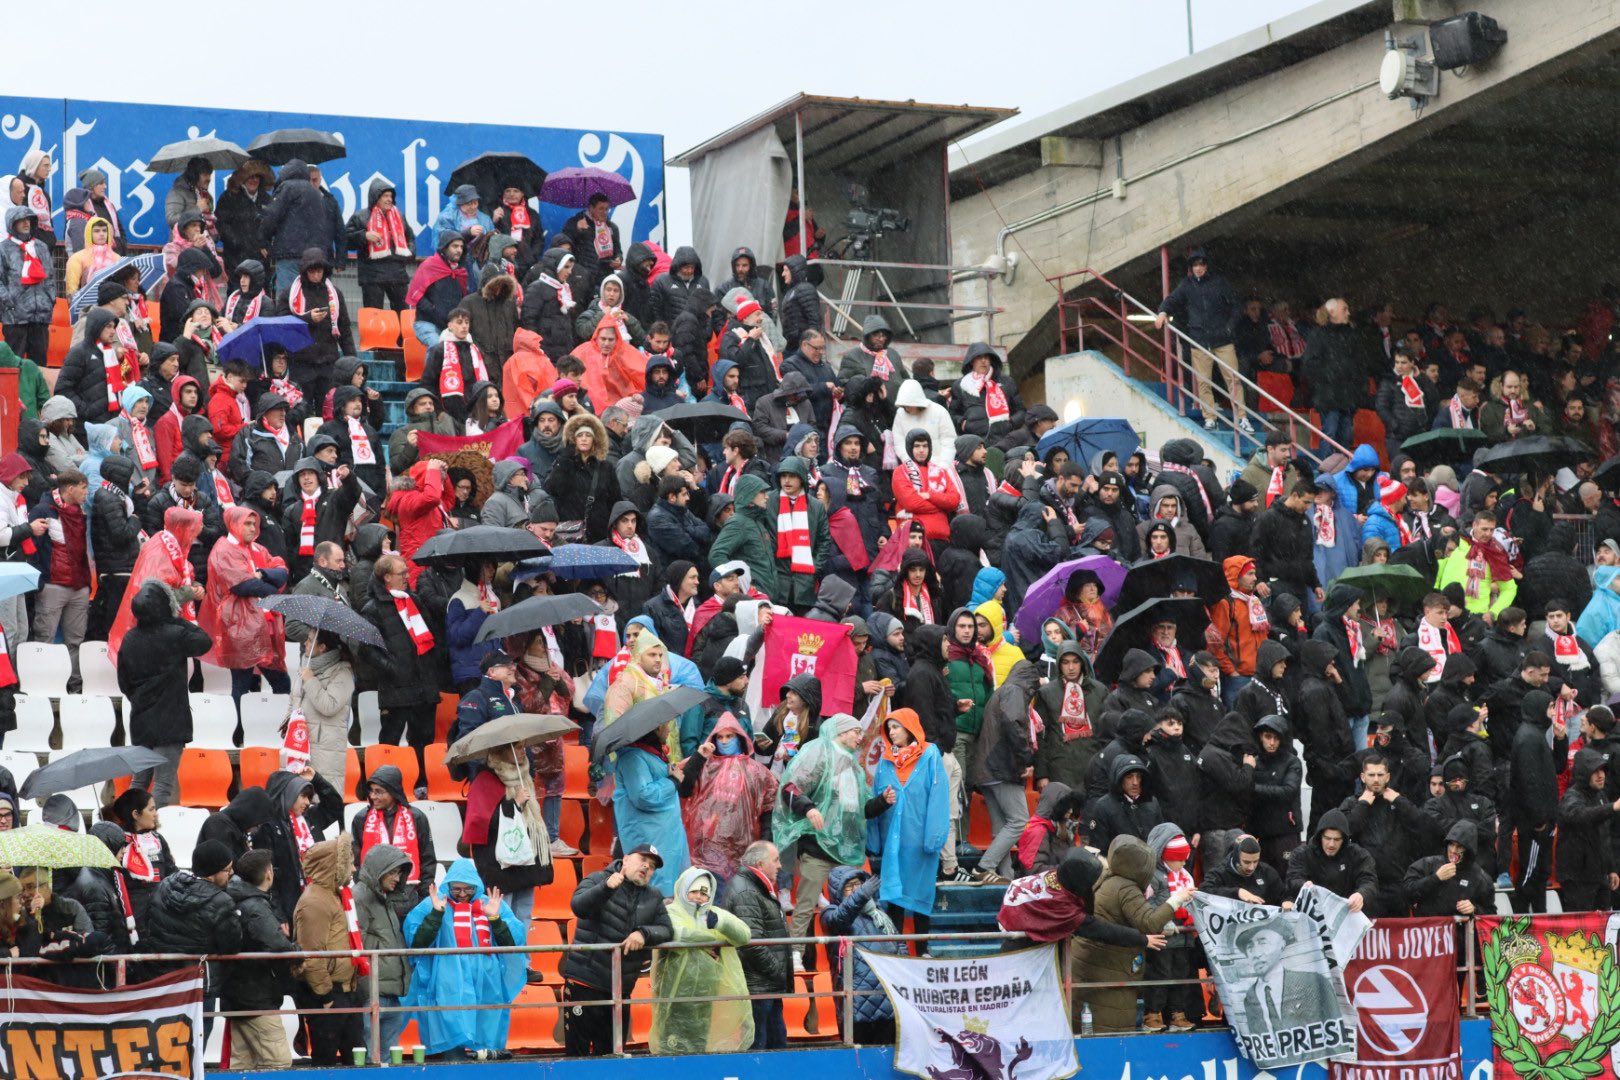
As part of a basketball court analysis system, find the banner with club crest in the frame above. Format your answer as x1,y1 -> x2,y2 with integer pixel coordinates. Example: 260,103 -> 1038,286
1477,914 -> 1620,1080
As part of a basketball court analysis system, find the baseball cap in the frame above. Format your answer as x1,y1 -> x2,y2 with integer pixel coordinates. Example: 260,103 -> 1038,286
481,649 -> 517,673
627,843 -> 664,868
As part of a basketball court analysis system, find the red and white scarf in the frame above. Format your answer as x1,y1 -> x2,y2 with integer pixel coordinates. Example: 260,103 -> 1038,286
718,464 -> 742,495
1503,396 -> 1528,427
212,472 -> 235,507
1464,551 -> 1489,601
298,492 -> 318,555
269,376 -> 304,408
1400,375 -> 1426,409
11,236 -> 45,286
265,421 -> 289,454
224,290 -> 263,325
390,589 -> 435,654
1266,465 -> 1287,507
290,813 -> 316,861
504,200 -> 533,242
538,273 -> 574,314
158,530 -> 197,622
1448,395 -> 1473,429
904,460 -> 966,512
288,277 -> 341,337
0,629 -> 17,689
367,203 -> 412,258
129,418 -> 158,470
1158,642 -> 1185,680
439,338 -> 488,398
12,492 -> 34,557
610,530 -> 651,573
1314,504 -> 1336,546
347,416 -> 376,465
901,580 -> 935,625
360,806 -> 421,884
1159,461 -> 1212,518
1549,628 -> 1590,671
122,831 -> 163,884
1235,589 -> 1269,633
592,220 -> 614,260
962,370 -> 1009,424
1344,616 -> 1365,666
1416,619 -> 1457,681
1267,319 -> 1305,358
100,345 -> 127,413
776,493 -> 814,575
1059,680 -> 1091,741
863,343 -> 894,381
450,901 -> 493,948
340,884 -> 371,976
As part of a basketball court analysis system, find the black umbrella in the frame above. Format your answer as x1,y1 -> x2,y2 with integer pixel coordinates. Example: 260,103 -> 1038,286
1115,554 -> 1227,611
474,593 -> 604,643
412,526 -> 549,566
447,152 -> 548,207
20,747 -> 169,799
256,594 -> 385,647
590,687 -> 711,763
1594,452 -> 1620,491
655,402 -> 752,443
148,136 -> 250,173
247,128 -> 346,166
1399,427 -> 1490,468
1092,597 -> 1210,685
1475,435 -> 1594,475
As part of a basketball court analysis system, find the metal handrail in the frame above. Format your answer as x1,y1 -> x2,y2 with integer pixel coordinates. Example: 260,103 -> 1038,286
1048,266 -> 1351,466
0,916 -> 1493,1061
805,256 -> 1005,344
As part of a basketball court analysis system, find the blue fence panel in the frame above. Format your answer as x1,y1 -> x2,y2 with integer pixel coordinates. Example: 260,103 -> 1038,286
0,96 -> 664,252
214,1018 -> 1494,1079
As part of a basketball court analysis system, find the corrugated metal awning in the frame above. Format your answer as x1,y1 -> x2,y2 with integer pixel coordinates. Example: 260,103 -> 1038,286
670,94 -> 1015,175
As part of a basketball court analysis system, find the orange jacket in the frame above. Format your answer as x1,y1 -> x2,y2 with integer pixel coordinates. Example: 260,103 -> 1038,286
503,328 -> 558,420
1208,555 -> 1270,677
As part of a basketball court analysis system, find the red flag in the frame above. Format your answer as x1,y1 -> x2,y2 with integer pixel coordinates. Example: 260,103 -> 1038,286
281,710 -> 311,773
415,417 -> 525,460
1331,917 -> 1461,1080
760,614 -> 857,715
1476,912 -> 1619,1080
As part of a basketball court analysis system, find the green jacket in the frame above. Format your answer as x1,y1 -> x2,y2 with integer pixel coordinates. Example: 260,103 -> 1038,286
0,343 -> 48,418
946,657 -> 993,737
767,457 -> 831,611
708,474 -> 779,600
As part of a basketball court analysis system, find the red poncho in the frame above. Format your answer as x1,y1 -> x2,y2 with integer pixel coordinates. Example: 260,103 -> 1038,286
200,506 -> 287,670
572,319 -> 644,408
681,715 -> 779,880
107,506 -> 203,666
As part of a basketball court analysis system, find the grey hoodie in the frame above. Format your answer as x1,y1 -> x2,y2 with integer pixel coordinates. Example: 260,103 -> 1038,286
353,843 -> 414,996
481,459 -> 533,529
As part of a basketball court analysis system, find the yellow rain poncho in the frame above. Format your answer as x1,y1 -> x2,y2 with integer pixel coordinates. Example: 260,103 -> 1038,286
649,867 -> 754,1054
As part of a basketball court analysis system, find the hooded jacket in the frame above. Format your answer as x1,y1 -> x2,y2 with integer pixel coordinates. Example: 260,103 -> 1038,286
706,473 -> 778,600
713,247 -> 774,317
352,842 -> 414,997
89,456 -> 145,573
1084,753 -> 1163,853
260,159 -> 342,263
1403,820 -> 1493,916
1556,748 -> 1613,885
116,582 -> 212,749
1154,439 -> 1223,540
1015,781 -> 1077,875
0,206 -> 54,325
1208,555 -> 1268,678
223,874 -> 302,1011
1155,253 -> 1239,350
890,379 -> 957,467
1003,500 -> 1071,613
56,308 -> 132,426
950,343 -> 1026,438
349,765 -> 435,912
669,287 -> 718,392
1296,639 -> 1356,800
1033,643 -> 1108,787
777,255 -> 821,353
345,179 -> 417,282
1312,584 -> 1373,715
972,660 -> 1040,788
1283,808 -> 1378,902
293,839 -> 359,996
1510,689 -> 1569,829
1196,711 -> 1256,833
937,514 -> 992,616
199,786 -> 276,860
1250,714 -> 1303,839
648,245 -> 707,325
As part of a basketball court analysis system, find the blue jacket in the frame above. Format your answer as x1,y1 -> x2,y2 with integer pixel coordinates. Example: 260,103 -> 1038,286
584,615 -> 705,718
445,588 -> 496,686
1362,504 -> 1402,551
969,567 -> 1006,609
867,746 -> 951,915
610,745 -> 690,895
820,867 -> 906,1023
448,677 -> 519,779
1330,444 -> 1386,516
1312,502 -> 1363,589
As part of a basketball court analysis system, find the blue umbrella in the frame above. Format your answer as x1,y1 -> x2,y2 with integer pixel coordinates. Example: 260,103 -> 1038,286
545,544 -> 639,580
1035,417 -> 1142,473
68,253 -> 166,323
215,316 -> 314,368
0,564 -> 40,602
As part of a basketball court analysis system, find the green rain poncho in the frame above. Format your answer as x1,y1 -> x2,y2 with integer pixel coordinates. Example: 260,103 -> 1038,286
649,867 -> 754,1054
770,713 -> 871,866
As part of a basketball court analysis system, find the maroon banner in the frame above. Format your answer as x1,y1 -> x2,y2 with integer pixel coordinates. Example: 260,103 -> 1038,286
760,614 -> 857,715
414,417 -> 525,459
1332,918 -> 1462,1080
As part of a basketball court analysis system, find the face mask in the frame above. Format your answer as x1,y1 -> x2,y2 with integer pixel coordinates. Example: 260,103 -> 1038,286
714,736 -> 742,756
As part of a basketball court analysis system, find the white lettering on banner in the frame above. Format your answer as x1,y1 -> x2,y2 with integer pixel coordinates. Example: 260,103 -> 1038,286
862,943 -> 1077,1080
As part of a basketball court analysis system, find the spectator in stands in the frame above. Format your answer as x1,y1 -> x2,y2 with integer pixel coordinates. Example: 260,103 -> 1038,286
117,581 -> 211,806
259,161 -> 336,293
257,768 -> 344,923
276,249 -> 353,407
353,842 -> 414,1058
361,554 -> 445,767
563,846 -> 673,1056
1152,250 -> 1246,433
1074,834 -> 1190,1033
0,206 -> 54,364
200,505 -> 290,706
30,468 -> 92,692
223,849 -> 300,1070
352,764 -> 435,916
1404,820 -> 1493,918
720,841 -> 791,1050
521,247 -> 577,361
347,179 -> 416,310
650,866 -> 754,1054
291,838 -> 362,1066
141,839 -> 242,1031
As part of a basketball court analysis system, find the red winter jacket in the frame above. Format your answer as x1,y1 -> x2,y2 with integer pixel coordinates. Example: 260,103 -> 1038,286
387,462 -> 449,582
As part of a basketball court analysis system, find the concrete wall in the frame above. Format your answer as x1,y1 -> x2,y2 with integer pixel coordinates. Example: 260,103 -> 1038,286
950,0 -> 1620,372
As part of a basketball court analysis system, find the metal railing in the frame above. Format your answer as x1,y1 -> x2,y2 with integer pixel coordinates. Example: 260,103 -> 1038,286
1046,266 -> 1350,468
0,917 -> 1492,1064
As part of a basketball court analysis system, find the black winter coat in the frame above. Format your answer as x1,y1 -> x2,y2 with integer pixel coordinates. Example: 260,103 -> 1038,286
1404,821 -> 1493,916
358,576 -> 444,708
89,468 -> 145,574
1510,703 -> 1568,829
1556,749 -> 1614,886
222,878 -> 300,1011
777,256 -> 820,352
260,164 -> 342,262
1251,741 -> 1304,841
520,255 -> 578,360
1283,810 -> 1377,901
719,866 -> 791,994
1197,718 -> 1255,834
1301,323 -> 1369,414
253,770 -> 343,922
1250,503 -> 1319,591
1201,853 -> 1283,906
1144,735 -> 1199,837
1156,268 -> 1239,349
564,862 -> 675,991
142,872 -> 244,987
116,589 -> 213,748
199,787 -> 276,861
1339,789 -> 1435,888
1207,507 -> 1256,564
57,335 -> 126,426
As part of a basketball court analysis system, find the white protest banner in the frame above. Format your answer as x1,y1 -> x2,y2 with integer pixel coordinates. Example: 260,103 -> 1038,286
1192,891 -> 1358,1070
861,943 -> 1078,1080
1295,882 -> 1373,972
0,963 -> 205,1079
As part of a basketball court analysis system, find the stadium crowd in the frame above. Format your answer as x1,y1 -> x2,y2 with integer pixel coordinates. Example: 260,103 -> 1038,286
0,152 -> 1619,1060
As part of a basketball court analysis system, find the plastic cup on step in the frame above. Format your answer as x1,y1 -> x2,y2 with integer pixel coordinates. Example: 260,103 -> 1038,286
413,1046 -> 425,1065
391,1046 -> 404,1065
353,1047 -> 367,1066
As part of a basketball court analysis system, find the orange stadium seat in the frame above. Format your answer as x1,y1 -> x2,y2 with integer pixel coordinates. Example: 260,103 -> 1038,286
177,748 -> 232,809
533,859 -> 579,920
363,744 -> 420,794
357,307 -> 400,352
239,746 -> 280,791
422,743 -> 463,802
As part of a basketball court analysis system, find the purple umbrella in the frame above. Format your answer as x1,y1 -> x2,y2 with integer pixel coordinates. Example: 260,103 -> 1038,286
1014,556 -> 1129,643
540,166 -> 635,209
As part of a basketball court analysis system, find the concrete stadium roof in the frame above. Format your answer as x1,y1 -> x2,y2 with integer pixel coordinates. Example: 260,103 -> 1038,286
948,0 -> 1389,195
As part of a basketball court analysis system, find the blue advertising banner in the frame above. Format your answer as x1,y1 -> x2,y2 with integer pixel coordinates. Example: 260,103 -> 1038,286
212,1019 -> 1494,1080
0,96 -> 664,253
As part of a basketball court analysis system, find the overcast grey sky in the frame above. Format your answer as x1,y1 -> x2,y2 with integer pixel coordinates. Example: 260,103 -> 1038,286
7,0 -> 1315,239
